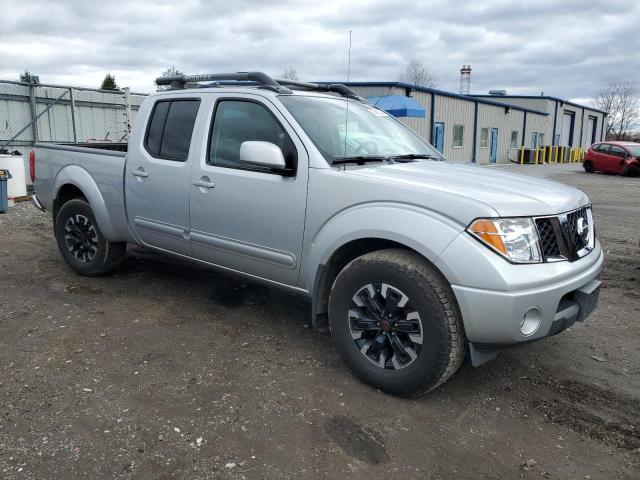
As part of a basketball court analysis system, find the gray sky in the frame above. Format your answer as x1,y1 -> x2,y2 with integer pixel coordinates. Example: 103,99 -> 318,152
1,0 -> 638,102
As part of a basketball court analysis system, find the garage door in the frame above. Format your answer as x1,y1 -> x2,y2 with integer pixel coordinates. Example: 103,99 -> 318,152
560,112 -> 574,147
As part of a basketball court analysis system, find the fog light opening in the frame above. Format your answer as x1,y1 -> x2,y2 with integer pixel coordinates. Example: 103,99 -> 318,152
520,307 -> 542,336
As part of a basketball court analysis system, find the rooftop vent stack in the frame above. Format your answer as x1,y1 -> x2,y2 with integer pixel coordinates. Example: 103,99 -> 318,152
459,65 -> 471,94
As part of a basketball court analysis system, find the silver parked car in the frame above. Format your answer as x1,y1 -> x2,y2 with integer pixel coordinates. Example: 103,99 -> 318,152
30,72 -> 602,396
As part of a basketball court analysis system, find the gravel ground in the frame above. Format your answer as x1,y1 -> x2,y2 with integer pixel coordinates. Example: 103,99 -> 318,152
0,163 -> 639,479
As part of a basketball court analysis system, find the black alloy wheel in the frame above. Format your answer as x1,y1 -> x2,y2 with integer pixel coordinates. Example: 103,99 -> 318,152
349,283 -> 423,370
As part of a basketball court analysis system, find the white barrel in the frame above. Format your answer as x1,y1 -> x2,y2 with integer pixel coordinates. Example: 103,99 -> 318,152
0,154 -> 28,198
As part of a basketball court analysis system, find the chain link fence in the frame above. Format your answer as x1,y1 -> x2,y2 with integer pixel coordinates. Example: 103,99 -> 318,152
0,79 -> 148,150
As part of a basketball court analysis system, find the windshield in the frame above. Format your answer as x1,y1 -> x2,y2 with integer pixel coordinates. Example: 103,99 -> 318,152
279,95 -> 444,164
626,144 -> 640,156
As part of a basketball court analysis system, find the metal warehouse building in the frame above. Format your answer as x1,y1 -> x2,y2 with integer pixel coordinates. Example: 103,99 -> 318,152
342,82 -> 606,164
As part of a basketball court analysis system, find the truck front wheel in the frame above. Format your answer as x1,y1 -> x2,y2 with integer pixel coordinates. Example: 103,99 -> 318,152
328,249 -> 466,396
54,198 -> 126,276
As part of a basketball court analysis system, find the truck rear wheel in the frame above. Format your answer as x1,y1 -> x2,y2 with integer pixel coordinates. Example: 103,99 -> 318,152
54,198 -> 126,276
328,249 -> 465,396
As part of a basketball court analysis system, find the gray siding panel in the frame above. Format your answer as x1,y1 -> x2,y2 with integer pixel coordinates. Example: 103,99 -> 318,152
435,96 -> 475,162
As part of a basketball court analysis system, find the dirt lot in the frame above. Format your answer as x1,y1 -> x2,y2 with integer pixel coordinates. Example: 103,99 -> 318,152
1,163 -> 639,479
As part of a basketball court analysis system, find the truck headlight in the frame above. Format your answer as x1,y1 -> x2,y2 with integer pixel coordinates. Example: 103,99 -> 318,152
468,218 -> 542,264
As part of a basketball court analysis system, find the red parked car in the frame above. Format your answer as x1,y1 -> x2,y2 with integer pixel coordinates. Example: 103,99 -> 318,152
583,141 -> 640,176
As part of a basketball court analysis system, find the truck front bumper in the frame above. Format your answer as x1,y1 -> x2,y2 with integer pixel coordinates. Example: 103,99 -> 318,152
446,247 -> 603,366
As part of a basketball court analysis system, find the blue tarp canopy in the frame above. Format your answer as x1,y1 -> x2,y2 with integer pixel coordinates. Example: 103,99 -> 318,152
366,95 -> 426,118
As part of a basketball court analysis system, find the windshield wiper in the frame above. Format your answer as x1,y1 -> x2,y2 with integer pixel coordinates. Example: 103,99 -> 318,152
332,156 -> 391,166
388,154 -> 440,161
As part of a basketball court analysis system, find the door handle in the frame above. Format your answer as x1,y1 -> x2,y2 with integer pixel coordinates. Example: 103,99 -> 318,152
131,169 -> 149,178
192,179 -> 215,189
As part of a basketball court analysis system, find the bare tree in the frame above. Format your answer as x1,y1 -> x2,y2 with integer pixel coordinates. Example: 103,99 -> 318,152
281,67 -> 298,81
399,59 -> 437,88
593,80 -> 640,140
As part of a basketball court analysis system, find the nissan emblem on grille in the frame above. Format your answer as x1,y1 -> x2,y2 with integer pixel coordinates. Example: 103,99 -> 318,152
576,217 -> 588,243
534,207 -> 593,263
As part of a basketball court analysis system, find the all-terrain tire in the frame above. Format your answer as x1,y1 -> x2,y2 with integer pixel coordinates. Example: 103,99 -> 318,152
54,198 -> 126,276
328,248 -> 466,396
583,160 -> 595,173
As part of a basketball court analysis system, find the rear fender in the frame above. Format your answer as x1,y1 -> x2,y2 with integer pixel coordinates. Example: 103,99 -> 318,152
53,165 -> 120,240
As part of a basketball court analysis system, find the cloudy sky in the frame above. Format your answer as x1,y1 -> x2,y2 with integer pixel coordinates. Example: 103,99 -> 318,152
1,0 -> 638,102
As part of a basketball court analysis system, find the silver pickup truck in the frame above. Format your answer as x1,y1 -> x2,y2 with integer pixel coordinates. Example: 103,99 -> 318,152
31,72 -> 602,396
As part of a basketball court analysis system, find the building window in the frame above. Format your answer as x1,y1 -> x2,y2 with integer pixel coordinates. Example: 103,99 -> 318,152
510,131 -> 518,148
479,128 -> 488,148
532,132 -> 538,148
453,124 -> 464,148
538,133 -> 545,146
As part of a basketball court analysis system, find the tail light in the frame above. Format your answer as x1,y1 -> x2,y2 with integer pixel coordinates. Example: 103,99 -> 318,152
29,150 -> 35,182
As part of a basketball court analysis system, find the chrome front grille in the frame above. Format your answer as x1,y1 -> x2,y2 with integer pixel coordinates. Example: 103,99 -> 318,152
535,206 -> 594,262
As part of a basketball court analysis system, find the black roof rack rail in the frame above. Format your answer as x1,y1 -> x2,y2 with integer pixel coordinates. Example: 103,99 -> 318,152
155,71 -> 292,93
273,79 -> 365,101
154,71 -> 364,101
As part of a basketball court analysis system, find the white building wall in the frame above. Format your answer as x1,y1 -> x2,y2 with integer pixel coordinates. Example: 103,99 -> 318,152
397,89 -> 432,140
524,113 -> 550,147
434,96 -> 475,162
476,104 -> 525,164
478,96 -> 606,147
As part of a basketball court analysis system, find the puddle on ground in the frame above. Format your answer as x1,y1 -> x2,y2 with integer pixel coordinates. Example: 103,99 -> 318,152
324,415 -> 389,464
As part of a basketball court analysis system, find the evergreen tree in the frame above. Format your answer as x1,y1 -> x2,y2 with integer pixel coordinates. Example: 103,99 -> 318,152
101,73 -> 119,91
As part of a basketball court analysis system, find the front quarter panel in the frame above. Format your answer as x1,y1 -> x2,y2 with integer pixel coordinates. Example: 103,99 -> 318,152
300,167 -> 498,293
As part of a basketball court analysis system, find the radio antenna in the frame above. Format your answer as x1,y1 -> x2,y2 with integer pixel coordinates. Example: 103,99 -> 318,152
343,29 -> 352,171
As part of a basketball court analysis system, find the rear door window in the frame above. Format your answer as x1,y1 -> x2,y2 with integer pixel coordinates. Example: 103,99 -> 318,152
145,99 -> 200,161
145,101 -> 170,156
609,145 -> 627,158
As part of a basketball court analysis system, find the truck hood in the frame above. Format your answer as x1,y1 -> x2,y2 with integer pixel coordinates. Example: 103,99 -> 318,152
346,161 -> 589,217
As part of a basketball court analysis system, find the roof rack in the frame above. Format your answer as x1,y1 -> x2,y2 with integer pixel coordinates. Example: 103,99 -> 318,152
155,71 -> 292,93
273,79 -> 365,101
154,71 -> 364,101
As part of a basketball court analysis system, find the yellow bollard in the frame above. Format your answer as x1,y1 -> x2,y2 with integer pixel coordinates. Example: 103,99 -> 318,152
560,146 -> 565,163
541,146 -> 547,164
554,146 -> 558,163
570,148 -> 574,163
535,146 -> 539,165
520,146 -> 525,165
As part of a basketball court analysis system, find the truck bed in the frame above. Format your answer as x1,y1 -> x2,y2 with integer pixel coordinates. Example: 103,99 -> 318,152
32,142 -> 133,242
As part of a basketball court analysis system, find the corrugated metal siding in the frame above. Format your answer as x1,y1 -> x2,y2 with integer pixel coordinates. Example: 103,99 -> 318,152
434,96 -> 474,162
476,104 -> 525,164
397,90 -> 431,140
476,96 -> 553,114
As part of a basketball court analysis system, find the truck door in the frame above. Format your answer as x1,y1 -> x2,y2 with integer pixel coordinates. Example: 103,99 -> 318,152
189,95 -> 308,287
125,97 -> 201,256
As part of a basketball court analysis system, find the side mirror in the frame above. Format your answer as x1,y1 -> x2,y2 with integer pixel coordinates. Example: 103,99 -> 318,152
240,141 -> 286,170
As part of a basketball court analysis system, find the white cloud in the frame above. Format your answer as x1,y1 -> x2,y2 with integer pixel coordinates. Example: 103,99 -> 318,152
0,0 -> 638,99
